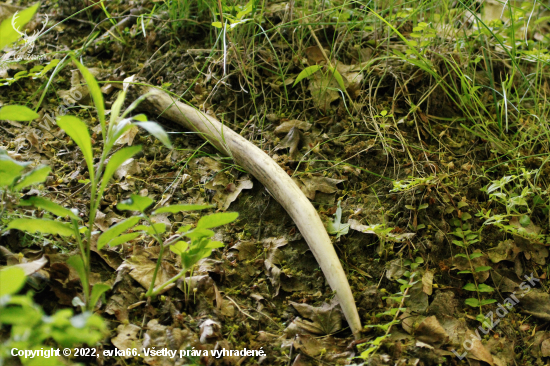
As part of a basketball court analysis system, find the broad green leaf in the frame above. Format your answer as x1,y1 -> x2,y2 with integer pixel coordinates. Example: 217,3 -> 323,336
117,194 -> 153,213
292,65 -> 323,87
0,149 -> 28,186
170,241 -> 188,255
152,223 -> 166,234
477,284 -> 494,293
57,116 -> 94,182
327,66 -> 346,91
418,203 -> 429,210
449,218 -> 461,227
110,89 -> 126,126
153,204 -> 213,214
211,21 -> 223,28
475,266 -> 492,272
97,216 -> 140,250
132,114 -> 147,122
27,354 -> 60,366
35,59 -> 61,77
107,232 -> 140,247
464,298 -> 480,307
104,119 -> 132,154
205,240 -> 224,249
452,240 -> 464,247
196,212 -> 239,230
480,299 -> 497,306
177,224 -> 192,233
519,215 -> 531,227
119,91 -> 153,120
0,266 -> 26,297
133,225 -> 153,234
67,256 -> 88,298
20,196 -> 79,221
181,248 -> 211,268
0,3 -> 40,50
457,201 -> 468,208
71,57 -> 105,137
415,257 -> 424,263
8,218 -> 74,237
463,283 -> 477,291
236,0 -> 253,19
533,195 -> 545,206
469,252 -> 484,259
461,212 -> 472,221
185,228 -> 215,240
0,306 -> 41,326
13,165 -> 51,191
134,122 -> 172,148
0,105 -> 39,121
89,283 -> 110,310
97,145 -> 141,201
454,253 -> 468,258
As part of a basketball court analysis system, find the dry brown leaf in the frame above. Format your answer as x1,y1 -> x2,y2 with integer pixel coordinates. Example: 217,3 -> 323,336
228,240 -> 257,261
288,300 -> 343,336
509,217 -> 548,265
13,256 -> 48,276
263,237 -> 288,296
117,250 -> 178,294
487,239 -> 520,263
295,175 -> 343,200
111,323 -> 142,359
415,315 -> 449,346
115,124 -> 139,146
437,315 -> 494,365
94,210 -> 123,232
207,175 -> 253,210
274,120 -> 312,134
305,45 -> 328,64
308,71 -> 340,111
275,126 -> 302,158
542,338 -> 550,357
422,270 -> 434,295
452,249 -> 490,283
199,319 -> 221,344
58,70 -> 90,105
114,158 -> 141,180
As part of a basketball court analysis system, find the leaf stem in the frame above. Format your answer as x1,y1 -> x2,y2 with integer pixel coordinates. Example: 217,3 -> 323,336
145,216 -> 167,297
150,266 -> 187,297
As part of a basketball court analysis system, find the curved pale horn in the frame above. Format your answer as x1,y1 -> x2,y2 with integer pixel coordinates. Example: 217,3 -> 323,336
131,84 -> 362,338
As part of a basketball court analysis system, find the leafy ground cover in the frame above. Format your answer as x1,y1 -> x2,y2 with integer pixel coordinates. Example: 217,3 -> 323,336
1,0 -> 550,365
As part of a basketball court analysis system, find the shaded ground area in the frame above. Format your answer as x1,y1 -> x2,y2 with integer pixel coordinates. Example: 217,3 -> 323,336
1,0 -> 550,365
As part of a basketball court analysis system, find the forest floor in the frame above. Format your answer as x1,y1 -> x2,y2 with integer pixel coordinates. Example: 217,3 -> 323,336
1,0 -> 550,365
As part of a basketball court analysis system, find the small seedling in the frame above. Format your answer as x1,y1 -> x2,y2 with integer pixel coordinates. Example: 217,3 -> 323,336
405,202 -> 429,231
103,194 -> 238,298
6,56 -> 172,310
448,202 -> 496,323
359,257 -> 422,358
326,200 -> 350,238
